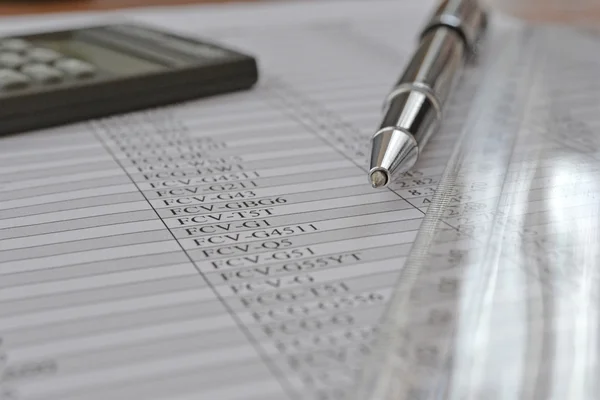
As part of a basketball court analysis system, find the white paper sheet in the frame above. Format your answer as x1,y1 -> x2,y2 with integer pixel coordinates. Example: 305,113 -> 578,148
0,1 -> 488,399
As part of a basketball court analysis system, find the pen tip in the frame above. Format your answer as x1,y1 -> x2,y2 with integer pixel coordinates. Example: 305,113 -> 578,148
369,170 -> 388,189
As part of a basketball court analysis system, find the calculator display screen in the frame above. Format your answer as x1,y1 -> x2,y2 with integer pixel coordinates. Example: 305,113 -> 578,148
31,35 -> 165,76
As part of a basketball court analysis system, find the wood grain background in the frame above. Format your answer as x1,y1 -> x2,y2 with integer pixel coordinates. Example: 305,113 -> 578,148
2,1 -> 599,26
0,0 -> 256,16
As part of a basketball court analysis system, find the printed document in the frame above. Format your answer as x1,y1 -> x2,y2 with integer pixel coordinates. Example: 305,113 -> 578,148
0,1 -> 488,399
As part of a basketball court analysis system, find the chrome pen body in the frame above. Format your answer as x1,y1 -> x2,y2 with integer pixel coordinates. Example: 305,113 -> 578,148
368,0 -> 487,188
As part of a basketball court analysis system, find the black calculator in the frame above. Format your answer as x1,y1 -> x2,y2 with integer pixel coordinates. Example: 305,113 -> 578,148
0,23 -> 259,136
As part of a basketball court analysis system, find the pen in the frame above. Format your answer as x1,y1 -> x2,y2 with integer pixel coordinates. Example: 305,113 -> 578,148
368,0 -> 487,188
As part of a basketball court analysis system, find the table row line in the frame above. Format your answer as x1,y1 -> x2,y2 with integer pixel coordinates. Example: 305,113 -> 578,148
0,178 -> 437,232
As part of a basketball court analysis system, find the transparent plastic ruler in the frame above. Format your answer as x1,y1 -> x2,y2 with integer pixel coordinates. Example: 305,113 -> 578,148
351,20 -> 600,400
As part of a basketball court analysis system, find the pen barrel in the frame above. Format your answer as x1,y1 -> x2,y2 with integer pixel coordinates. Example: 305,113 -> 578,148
424,0 -> 487,51
379,26 -> 466,146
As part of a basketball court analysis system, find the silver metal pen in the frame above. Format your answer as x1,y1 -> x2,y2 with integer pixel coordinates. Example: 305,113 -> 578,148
368,0 -> 487,188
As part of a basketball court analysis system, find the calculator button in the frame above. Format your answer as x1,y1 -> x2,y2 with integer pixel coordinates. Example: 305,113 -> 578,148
21,64 -> 63,83
0,68 -> 30,90
0,38 -> 30,53
27,47 -> 61,63
55,58 -> 96,78
0,52 -> 26,68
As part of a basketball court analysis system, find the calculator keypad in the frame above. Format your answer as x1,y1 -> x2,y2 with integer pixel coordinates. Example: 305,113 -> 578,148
0,52 -> 26,69
0,37 -> 97,93
55,58 -> 96,78
0,69 -> 30,90
21,64 -> 63,83
0,38 -> 30,53
27,47 -> 62,63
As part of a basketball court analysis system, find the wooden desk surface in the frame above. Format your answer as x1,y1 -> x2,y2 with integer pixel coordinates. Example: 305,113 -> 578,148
2,0 -> 599,24
0,0 -> 254,16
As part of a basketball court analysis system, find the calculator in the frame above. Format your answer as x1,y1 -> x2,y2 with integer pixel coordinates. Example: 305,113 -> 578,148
0,23 -> 259,136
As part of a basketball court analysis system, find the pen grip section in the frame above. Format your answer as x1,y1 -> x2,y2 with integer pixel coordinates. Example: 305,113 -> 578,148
379,89 -> 439,150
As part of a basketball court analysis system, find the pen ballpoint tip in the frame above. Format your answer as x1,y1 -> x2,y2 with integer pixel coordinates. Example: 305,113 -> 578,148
369,170 -> 388,189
